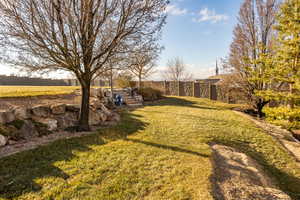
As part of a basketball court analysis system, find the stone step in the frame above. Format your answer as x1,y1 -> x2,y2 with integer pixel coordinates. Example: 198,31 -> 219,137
127,103 -> 143,107
126,101 -> 139,104
124,98 -> 137,101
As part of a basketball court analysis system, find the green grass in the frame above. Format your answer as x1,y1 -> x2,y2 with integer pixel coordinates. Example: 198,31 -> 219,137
0,97 -> 300,200
0,86 -> 80,97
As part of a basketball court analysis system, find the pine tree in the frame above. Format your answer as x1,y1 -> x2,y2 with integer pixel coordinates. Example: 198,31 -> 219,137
262,0 -> 300,108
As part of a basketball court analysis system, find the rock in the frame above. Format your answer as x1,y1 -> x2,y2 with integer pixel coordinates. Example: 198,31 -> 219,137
51,104 -> 66,115
96,88 -> 104,99
90,98 -> 102,109
0,110 -> 16,124
292,130 -> 300,141
66,104 -> 80,112
91,100 -> 112,115
55,112 -> 78,129
17,120 -> 39,139
98,111 -> 108,122
32,117 -> 58,131
135,95 -> 144,102
31,105 -> 50,117
110,113 -> 120,122
89,110 -> 102,125
0,134 -> 8,146
13,107 -> 31,120
8,140 -> 18,145
99,104 -> 112,116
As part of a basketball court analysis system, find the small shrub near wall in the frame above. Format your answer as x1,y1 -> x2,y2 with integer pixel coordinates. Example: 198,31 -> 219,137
263,106 -> 300,129
138,87 -> 163,101
115,75 -> 136,88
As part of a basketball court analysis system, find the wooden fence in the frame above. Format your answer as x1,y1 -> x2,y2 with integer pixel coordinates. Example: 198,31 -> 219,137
138,81 -> 235,103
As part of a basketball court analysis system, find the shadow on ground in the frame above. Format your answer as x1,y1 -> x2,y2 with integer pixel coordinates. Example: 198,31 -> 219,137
145,96 -> 227,110
0,111 -> 147,199
125,138 -> 209,158
210,140 -> 300,200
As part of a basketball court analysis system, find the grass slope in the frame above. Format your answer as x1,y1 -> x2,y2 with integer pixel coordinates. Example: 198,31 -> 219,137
0,97 -> 299,200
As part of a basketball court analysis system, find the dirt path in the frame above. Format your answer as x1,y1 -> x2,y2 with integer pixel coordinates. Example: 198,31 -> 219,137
211,144 -> 291,200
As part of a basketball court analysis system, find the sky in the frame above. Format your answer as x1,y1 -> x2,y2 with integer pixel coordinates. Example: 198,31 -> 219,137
0,0 -> 244,80
158,0 -> 244,79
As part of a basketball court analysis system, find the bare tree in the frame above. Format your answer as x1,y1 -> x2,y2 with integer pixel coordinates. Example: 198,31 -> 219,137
163,57 -> 193,81
0,0 -> 168,130
226,0 -> 278,117
127,43 -> 161,88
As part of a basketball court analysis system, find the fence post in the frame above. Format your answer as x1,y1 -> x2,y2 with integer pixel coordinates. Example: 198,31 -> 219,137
192,82 -> 195,97
210,84 -> 217,100
164,81 -> 168,95
227,88 -> 231,104
177,81 -> 180,96
208,83 -> 211,99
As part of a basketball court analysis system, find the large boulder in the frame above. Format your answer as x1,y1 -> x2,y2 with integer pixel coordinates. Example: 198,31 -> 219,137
51,104 -> 66,115
17,120 -> 39,140
66,104 -> 81,112
55,112 -> 78,129
90,98 -> 102,109
135,95 -> 144,102
89,110 -> 103,125
32,117 -> 58,131
98,111 -> 108,122
99,104 -> 112,117
0,110 -> 15,124
13,107 -> 31,120
109,113 -> 120,122
0,134 -> 8,146
90,100 -> 112,117
31,105 -> 51,117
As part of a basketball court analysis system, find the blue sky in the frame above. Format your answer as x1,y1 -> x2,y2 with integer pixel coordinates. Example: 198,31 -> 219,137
0,0 -> 244,79
157,0 -> 244,79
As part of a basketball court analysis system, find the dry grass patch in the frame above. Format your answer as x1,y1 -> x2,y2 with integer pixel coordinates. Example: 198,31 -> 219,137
0,86 -> 80,97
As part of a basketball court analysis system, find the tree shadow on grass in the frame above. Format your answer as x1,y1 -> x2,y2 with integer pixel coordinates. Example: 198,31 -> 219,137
0,112 -> 148,199
145,96 -> 228,110
210,140 -> 300,200
124,138 -> 209,158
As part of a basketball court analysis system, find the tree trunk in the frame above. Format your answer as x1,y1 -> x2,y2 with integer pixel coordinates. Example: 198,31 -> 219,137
256,98 -> 269,118
78,79 -> 91,131
289,83 -> 295,109
138,75 -> 142,89
110,66 -> 114,101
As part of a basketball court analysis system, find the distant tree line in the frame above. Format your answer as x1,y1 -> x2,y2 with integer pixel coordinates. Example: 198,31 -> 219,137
0,75 -> 68,86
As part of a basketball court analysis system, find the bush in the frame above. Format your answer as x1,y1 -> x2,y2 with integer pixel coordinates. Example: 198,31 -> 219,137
115,75 -> 136,89
138,87 -> 163,101
263,106 -> 300,129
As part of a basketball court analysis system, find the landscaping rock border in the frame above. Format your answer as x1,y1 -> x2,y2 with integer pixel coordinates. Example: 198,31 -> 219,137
233,111 -> 300,165
0,100 -> 119,148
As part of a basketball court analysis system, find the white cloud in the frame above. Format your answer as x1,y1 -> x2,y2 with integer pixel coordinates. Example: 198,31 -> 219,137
185,63 -> 216,79
193,8 -> 228,23
165,4 -> 187,16
151,62 -> 217,81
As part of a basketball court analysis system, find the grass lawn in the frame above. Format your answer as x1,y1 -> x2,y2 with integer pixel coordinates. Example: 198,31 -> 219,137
0,97 -> 300,200
0,86 -> 80,97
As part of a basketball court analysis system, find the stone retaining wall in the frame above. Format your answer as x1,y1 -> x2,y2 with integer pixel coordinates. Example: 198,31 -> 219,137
0,95 -> 119,147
